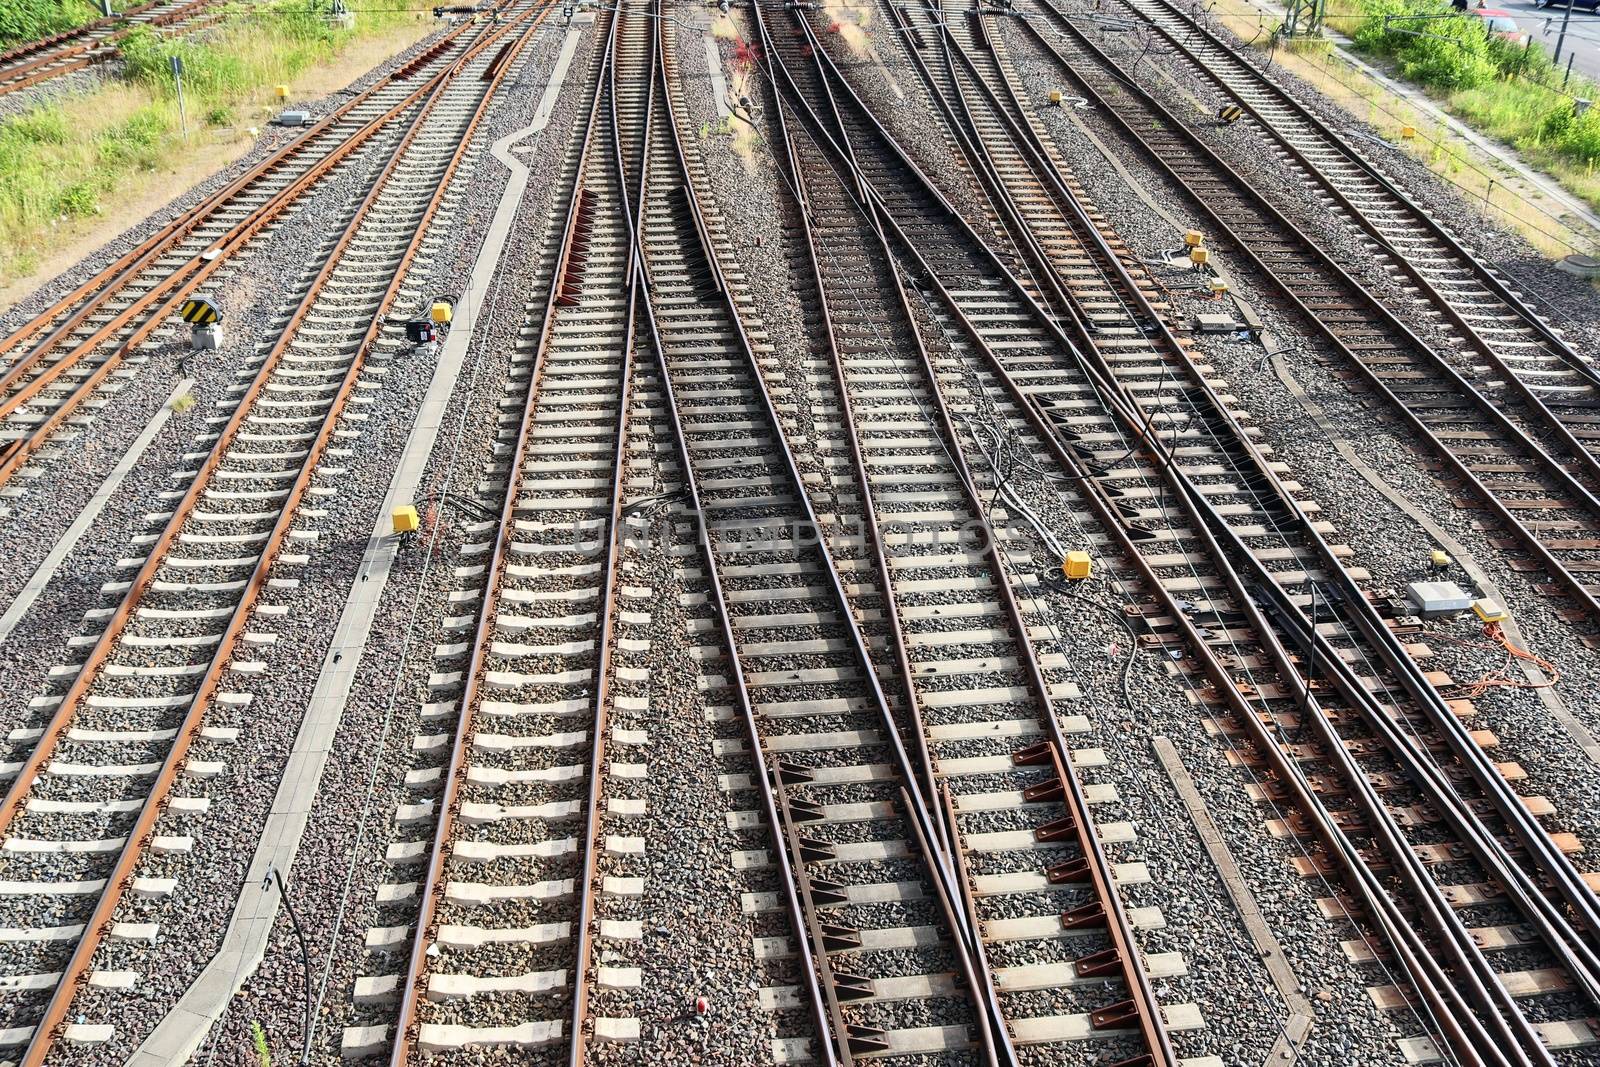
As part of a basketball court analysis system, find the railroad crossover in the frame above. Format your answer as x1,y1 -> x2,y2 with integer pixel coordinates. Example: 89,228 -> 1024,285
0,0 -> 1595,1062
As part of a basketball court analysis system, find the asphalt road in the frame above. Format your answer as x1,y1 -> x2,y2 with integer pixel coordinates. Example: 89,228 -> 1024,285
1499,0 -> 1600,86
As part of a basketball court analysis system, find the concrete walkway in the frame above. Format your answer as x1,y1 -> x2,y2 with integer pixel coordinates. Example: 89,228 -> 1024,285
0,379 -> 190,646
128,23 -> 588,1066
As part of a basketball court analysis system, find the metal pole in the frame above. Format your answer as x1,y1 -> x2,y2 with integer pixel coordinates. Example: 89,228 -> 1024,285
266,868 -> 315,1067
101,0 -> 113,16
171,55 -> 189,142
1565,50 -> 1576,86
1554,0 -> 1575,63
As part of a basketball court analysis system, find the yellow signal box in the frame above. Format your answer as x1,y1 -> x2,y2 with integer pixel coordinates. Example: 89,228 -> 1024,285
1062,551 -> 1092,580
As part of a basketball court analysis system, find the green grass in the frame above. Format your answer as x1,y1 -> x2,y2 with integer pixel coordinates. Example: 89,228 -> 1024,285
1319,0 -> 1600,171
0,0 -> 421,287
0,0 -> 128,49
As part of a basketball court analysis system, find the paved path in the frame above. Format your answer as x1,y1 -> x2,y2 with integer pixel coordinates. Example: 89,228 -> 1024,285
127,22 -> 588,1066
0,379 -> 190,646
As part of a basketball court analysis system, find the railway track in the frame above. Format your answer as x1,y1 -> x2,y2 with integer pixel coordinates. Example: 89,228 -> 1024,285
349,1 -> 1207,1062
352,4 -> 649,1055
996,0 -> 1600,637
0,0 -> 227,99
766,0 -> 1600,1062
361,4 -> 1010,1060
1083,0 -> 1600,411
0,15 -> 513,506
752,2 -> 1220,1063
0,4 -> 540,1058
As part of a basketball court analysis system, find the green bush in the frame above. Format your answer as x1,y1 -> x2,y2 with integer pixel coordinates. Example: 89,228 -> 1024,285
1540,102 -> 1600,163
53,181 -> 99,218
1348,0 -> 1499,90
0,0 -> 106,49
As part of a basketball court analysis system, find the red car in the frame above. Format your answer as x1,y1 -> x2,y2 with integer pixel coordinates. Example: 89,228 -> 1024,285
1473,8 -> 1531,44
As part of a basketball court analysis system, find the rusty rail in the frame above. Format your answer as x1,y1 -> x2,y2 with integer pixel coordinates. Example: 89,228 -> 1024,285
0,20 -> 508,491
1,6 -> 545,1058
384,3 -> 597,1060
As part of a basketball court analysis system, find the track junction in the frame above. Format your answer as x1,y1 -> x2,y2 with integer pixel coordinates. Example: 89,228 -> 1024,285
0,0 -> 1596,1063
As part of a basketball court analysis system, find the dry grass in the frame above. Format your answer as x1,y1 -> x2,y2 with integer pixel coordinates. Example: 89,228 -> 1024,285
0,4 -> 431,302
1205,0 -> 1598,257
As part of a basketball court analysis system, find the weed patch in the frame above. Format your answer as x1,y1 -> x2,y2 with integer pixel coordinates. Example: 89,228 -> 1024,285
0,0 -> 423,288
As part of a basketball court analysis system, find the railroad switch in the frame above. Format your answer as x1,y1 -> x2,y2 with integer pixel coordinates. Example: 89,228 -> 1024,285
1061,551 -> 1092,580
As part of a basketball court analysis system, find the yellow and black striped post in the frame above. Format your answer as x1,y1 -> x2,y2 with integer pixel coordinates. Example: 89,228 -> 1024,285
179,297 -> 221,326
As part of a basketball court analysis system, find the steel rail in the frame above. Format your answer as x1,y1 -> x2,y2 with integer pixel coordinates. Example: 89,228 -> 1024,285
1,12 -> 540,1057
377,4 -> 608,1059
567,1 -> 649,1057
750,12 -> 1011,1066
839,87 -> 1531,1060
642,7 -> 1011,1059
967,0 -> 1596,1018
865,2 -> 1600,1048
1006,5 -> 1600,627
947,1 -> 1600,993
760,5 -> 1180,1061
628,178 -> 843,1067
995,4 -> 1600,947
0,20 -> 520,489
769,4 -> 1600,1058
0,11 -> 489,370
1022,0 -> 1600,482
759,0 -> 951,865
1091,0 -> 1600,383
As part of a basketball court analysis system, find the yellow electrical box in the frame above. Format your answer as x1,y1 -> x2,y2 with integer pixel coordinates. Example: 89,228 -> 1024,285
1472,597 -> 1508,623
1062,551 -> 1092,580
1048,89 -> 1063,106
1401,124 -> 1416,139
393,505 -> 421,534
1209,278 -> 1228,296
172,392 -> 197,413
1184,230 -> 1205,247
274,84 -> 290,100
430,301 -> 452,325
1189,247 -> 1209,266
1429,549 -> 1450,569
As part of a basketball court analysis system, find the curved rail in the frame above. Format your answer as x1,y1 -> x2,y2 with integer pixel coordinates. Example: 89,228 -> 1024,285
776,0 -> 1600,1059
1005,1 -> 1600,632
